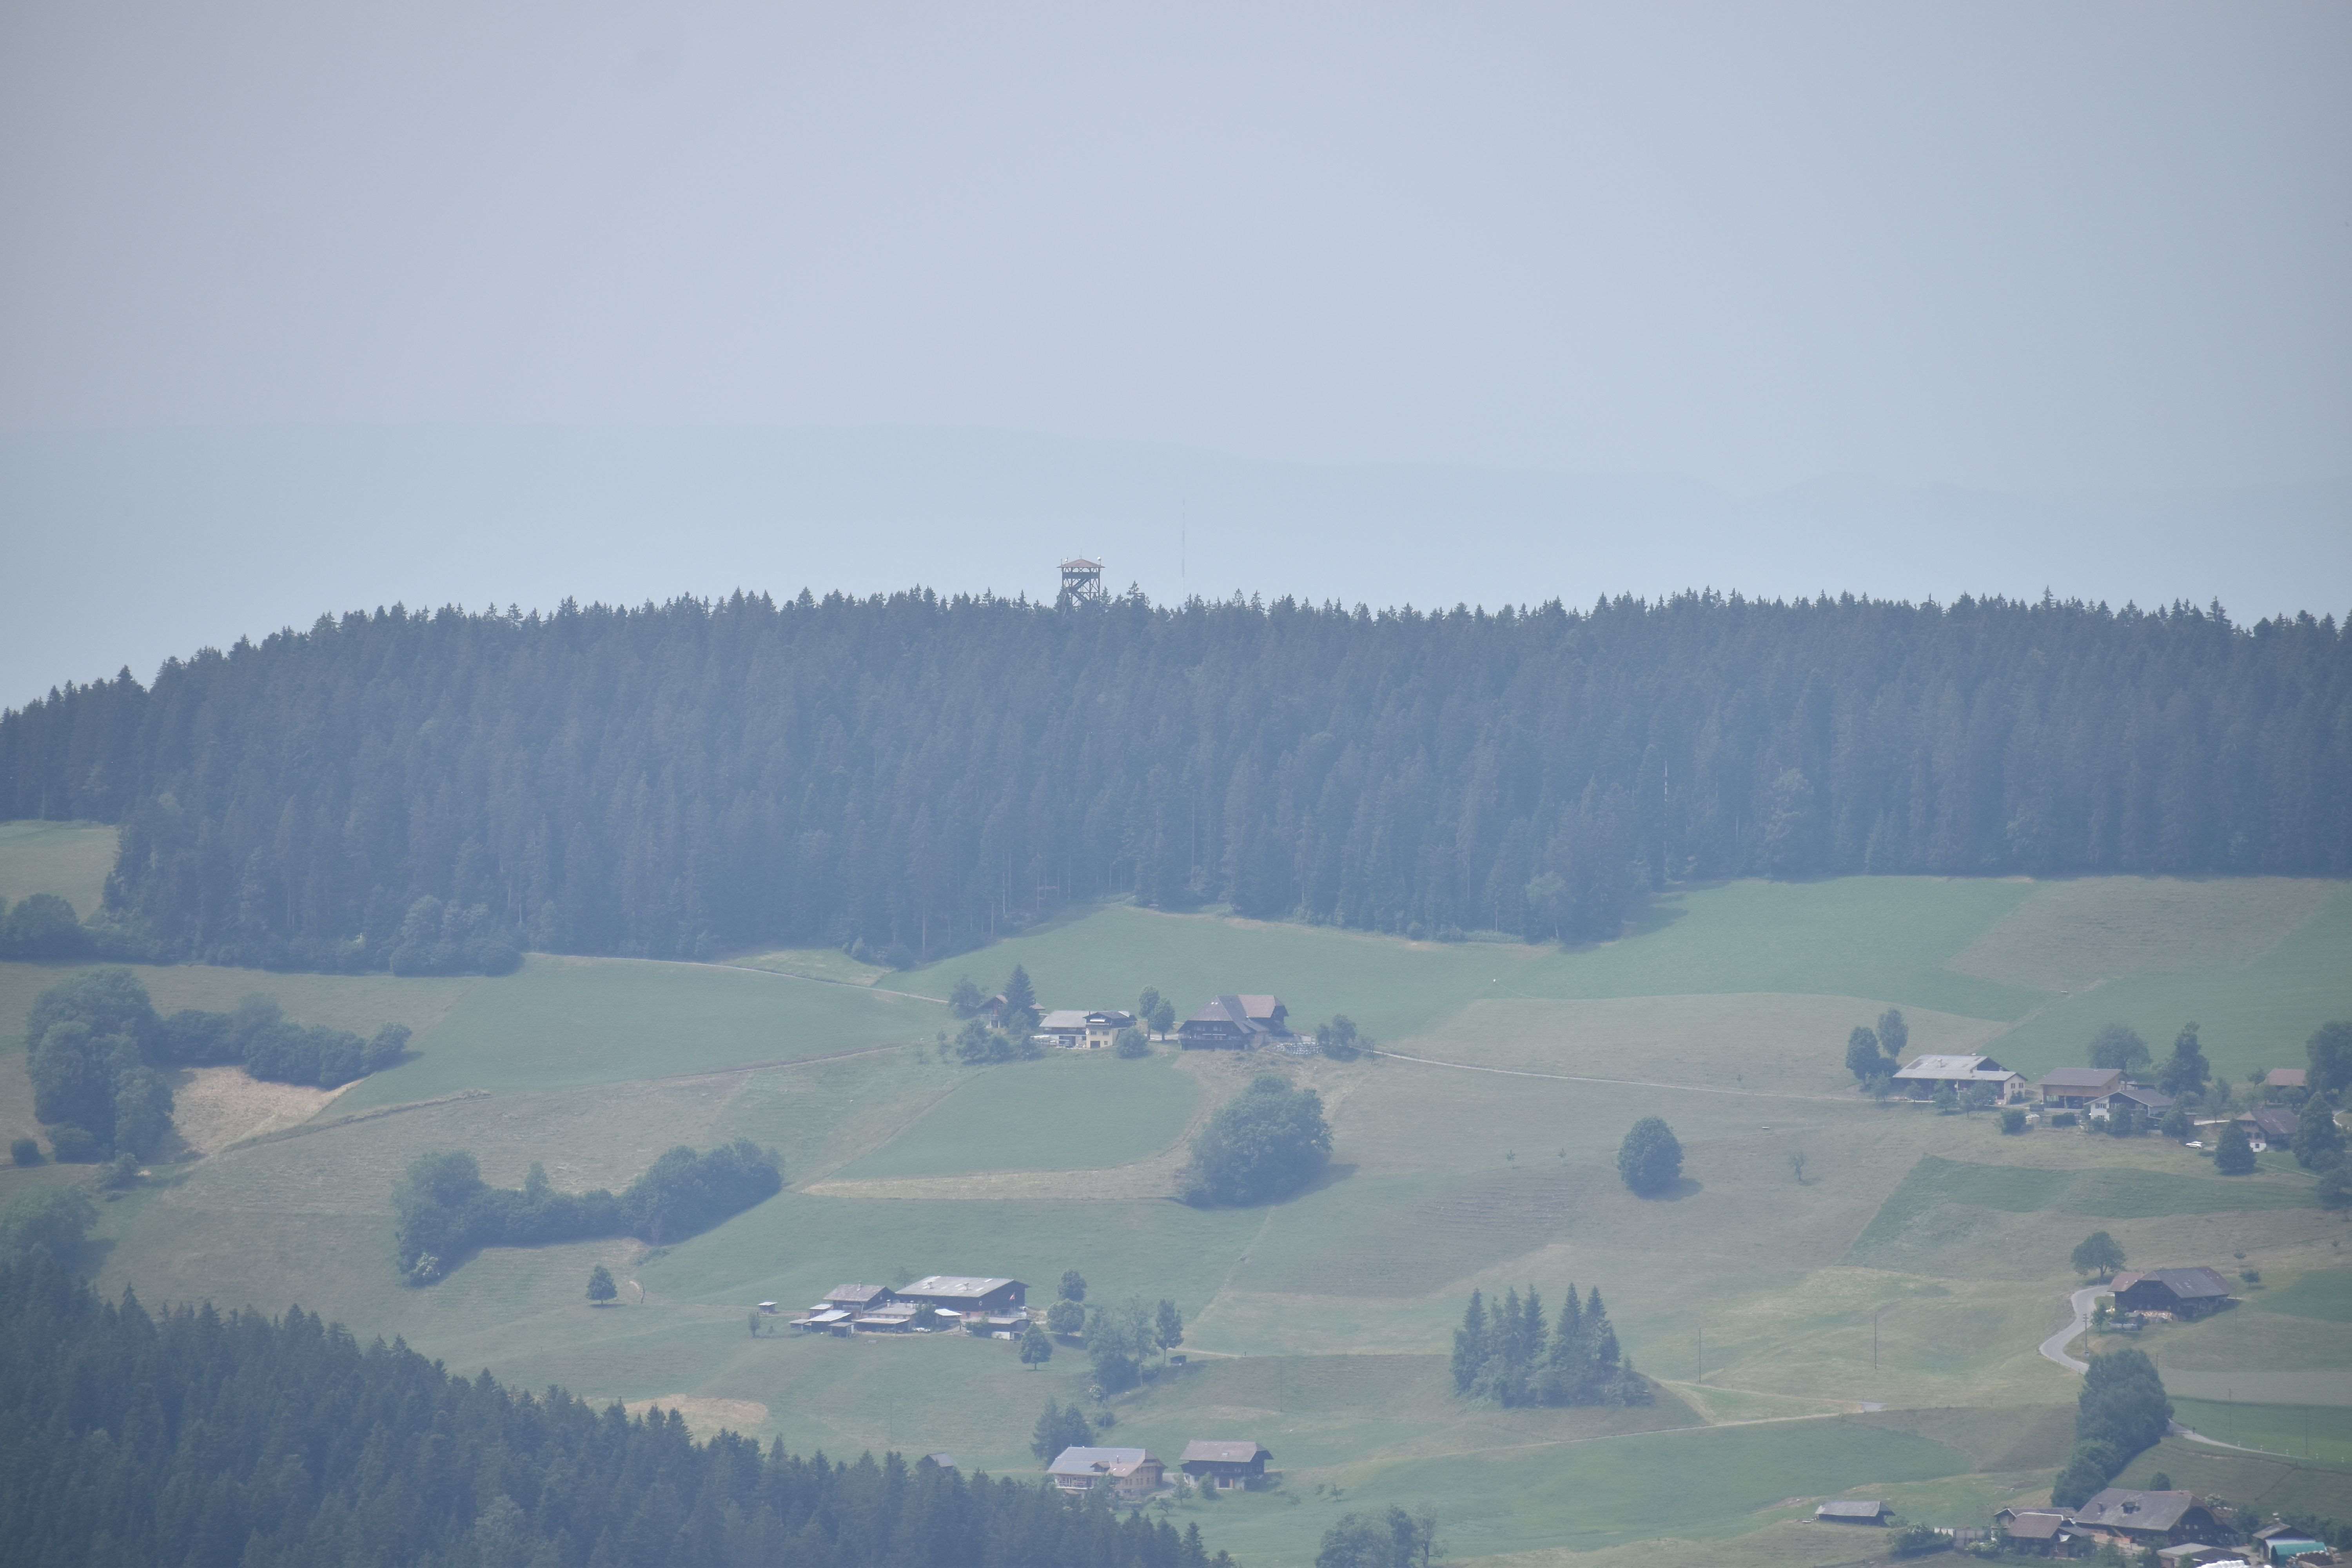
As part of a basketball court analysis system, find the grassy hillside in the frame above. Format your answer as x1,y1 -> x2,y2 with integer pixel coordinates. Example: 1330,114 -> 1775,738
3,834 -> 2350,1566
0,820 -> 114,916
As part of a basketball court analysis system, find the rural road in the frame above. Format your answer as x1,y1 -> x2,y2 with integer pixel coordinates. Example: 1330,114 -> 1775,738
2037,1285 -> 2280,1457
2040,1286 -> 2101,1374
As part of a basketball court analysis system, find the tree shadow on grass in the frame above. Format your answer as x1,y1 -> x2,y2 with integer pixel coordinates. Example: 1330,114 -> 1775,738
1641,1176 -> 1704,1202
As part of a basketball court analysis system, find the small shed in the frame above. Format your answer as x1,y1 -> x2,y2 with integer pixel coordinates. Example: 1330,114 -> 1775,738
1180,1440 -> 1271,1489
921,1453 -> 956,1471
1815,1499 -> 1888,1525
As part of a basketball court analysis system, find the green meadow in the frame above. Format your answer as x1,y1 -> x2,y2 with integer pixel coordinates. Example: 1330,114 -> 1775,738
5,826 -> 2352,1567
0,820 -> 114,916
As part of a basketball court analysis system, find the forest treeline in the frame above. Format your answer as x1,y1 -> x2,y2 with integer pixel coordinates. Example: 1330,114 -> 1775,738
0,1247 -> 1237,1568
393,1143 -> 784,1283
24,968 -> 407,1163
1,588 -> 2345,971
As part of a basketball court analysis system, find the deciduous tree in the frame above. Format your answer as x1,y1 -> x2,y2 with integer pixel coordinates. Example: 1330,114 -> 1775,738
2091,1024 -> 2152,1073
2071,1231 -> 2125,1279
1616,1117 -> 1682,1196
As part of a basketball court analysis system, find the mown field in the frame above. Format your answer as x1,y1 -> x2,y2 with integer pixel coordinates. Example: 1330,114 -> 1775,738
4,831 -> 2351,1566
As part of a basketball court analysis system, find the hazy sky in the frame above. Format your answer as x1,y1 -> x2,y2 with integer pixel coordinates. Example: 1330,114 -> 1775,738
6,2 -> 2347,490
1,4 -> 2348,704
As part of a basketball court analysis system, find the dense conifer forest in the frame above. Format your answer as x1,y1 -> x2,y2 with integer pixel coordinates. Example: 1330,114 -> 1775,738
0,1249 -> 1237,1568
0,589 -> 2345,970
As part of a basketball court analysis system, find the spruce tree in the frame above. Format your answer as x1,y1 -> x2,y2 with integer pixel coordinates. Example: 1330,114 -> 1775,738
2158,1023 -> 2212,1097
1451,1290 -> 1489,1394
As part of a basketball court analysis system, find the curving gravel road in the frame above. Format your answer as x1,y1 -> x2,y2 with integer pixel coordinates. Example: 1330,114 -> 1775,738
2039,1284 -> 2275,1455
2041,1286 -> 2102,1373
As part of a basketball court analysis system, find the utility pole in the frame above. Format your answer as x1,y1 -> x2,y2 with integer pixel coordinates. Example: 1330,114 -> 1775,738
1696,1313 -> 1703,1385
1873,1305 -> 1882,1371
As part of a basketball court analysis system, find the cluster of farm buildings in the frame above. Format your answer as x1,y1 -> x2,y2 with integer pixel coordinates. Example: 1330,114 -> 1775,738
977,993 -> 1303,1051
1819,1488 -> 2332,1563
1888,1055 -> 2316,1144
764,1276 -> 1273,1496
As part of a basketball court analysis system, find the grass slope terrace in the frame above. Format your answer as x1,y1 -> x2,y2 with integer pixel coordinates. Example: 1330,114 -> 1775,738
4,834 -> 2351,1567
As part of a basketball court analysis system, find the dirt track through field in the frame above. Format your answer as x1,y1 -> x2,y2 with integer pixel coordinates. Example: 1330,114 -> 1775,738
1370,1048 -> 1860,1103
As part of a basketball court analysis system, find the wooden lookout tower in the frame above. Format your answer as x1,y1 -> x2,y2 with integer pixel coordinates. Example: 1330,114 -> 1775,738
1058,557 -> 1106,607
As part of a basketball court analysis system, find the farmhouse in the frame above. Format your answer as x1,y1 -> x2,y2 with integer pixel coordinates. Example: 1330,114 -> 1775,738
2111,1268 -> 2233,1319
1047,1447 -> 1164,1500
2237,1107 -> 2299,1152
2091,1084 -> 2176,1122
1037,1009 -> 1137,1049
1815,1500 -> 1889,1525
895,1275 -> 1028,1314
2039,1067 -> 2127,1109
1890,1054 -> 2024,1102
2265,1067 -> 2308,1094
853,1301 -> 921,1332
2068,1490 -> 2223,1548
1995,1508 -> 2076,1553
1178,995 -> 1291,1049
1179,1441 -> 1271,1490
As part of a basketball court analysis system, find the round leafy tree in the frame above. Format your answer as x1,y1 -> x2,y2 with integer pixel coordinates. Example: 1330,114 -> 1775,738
2070,1230 -> 2125,1279
586,1264 -> 617,1304
1178,1075 -> 1332,1207
2212,1123 -> 2256,1175
1616,1117 -> 1683,1196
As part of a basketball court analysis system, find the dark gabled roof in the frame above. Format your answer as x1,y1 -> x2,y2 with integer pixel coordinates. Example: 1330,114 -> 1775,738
823,1283 -> 891,1306
2001,1511 -> 2069,1541
2110,1268 -> 2229,1301
1815,1499 -> 1887,1519
1185,996 -> 1280,1033
2040,1067 -> 2125,1090
1180,1441 -> 1269,1465
2245,1106 -> 2299,1138
2073,1490 -> 2203,1532
2110,1084 -> 2175,1110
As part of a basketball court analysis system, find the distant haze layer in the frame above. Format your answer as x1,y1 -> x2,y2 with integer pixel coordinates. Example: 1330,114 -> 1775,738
2,425 -> 2345,709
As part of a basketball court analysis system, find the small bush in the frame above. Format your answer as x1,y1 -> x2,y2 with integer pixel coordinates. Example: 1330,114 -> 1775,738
2051,1111 -> 2078,1128
8,1137 -> 40,1167
1889,1523 -> 1947,1557
2000,1109 -> 2026,1134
